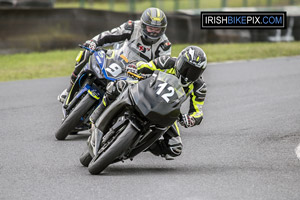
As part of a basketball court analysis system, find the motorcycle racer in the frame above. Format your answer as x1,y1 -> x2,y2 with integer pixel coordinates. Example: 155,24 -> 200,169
90,46 -> 207,160
58,7 -> 171,103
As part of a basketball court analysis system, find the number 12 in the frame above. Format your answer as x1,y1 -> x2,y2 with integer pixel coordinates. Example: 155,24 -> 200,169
156,82 -> 175,103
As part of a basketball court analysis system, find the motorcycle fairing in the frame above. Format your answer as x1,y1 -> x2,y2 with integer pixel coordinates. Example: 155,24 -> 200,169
92,50 -> 128,81
96,88 -> 133,134
131,71 -> 186,127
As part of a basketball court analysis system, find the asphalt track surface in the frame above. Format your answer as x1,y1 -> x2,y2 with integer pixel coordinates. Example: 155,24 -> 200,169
1,56 -> 300,200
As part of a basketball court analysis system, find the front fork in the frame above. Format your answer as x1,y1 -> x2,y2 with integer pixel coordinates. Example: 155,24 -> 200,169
88,117 -> 129,157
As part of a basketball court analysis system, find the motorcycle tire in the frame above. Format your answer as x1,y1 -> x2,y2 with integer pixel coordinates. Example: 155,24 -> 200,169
88,123 -> 138,175
80,150 -> 93,167
55,94 -> 96,140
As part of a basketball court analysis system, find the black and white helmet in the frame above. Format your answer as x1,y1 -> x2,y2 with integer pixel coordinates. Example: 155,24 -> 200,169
140,7 -> 167,44
176,46 -> 207,87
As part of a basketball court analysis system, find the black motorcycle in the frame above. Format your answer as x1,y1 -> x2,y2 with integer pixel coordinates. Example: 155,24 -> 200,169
55,45 -> 130,140
80,70 -> 187,175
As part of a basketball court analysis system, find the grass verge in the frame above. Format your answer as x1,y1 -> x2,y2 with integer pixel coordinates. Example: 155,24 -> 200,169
1,41 -> 300,82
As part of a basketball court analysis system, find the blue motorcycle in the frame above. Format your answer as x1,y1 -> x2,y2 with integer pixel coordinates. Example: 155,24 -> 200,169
55,45 -> 130,140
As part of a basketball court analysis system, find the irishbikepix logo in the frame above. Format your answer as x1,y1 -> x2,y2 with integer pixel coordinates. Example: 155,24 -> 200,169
201,12 -> 286,29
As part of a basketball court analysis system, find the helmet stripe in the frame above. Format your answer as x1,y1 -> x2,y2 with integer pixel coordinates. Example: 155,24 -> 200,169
157,8 -> 160,17
143,8 -> 167,26
185,52 -> 189,61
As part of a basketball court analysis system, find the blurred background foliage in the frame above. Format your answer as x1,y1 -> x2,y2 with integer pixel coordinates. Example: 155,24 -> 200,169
1,41 -> 300,81
54,0 -> 300,12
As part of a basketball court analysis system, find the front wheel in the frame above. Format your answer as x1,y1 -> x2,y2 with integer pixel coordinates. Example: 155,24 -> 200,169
55,94 -> 96,140
88,123 -> 138,175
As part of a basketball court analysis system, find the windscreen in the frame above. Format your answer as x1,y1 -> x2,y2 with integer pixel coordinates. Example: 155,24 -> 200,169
155,71 -> 185,100
93,50 -> 128,81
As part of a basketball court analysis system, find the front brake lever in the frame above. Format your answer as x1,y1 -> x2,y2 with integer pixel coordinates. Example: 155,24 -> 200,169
78,44 -> 96,53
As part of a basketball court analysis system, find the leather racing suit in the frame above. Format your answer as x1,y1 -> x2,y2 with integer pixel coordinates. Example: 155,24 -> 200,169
73,20 -> 172,76
136,56 -> 207,158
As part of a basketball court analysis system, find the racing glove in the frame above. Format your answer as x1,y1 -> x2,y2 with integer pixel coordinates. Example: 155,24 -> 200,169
126,64 -> 138,74
83,39 -> 97,51
179,114 -> 196,128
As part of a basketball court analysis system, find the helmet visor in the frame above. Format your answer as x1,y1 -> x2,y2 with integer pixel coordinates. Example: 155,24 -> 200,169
146,26 -> 162,33
146,26 -> 162,38
142,23 -> 166,40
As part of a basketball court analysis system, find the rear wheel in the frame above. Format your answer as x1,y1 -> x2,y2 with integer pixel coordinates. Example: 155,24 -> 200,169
80,150 -> 93,167
88,123 -> 138,175
55,94 -> 96,140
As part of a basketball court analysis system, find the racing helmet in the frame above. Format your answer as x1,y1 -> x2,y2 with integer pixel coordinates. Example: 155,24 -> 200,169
140,8 -> 167,44
176,46 -> 207,87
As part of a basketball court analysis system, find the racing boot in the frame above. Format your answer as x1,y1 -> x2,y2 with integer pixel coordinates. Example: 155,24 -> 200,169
57,89 -> 68,103
57,83 -> 73,103
57,72 -> 77,103
148,136 -> 183,160
147,135 -> 183,160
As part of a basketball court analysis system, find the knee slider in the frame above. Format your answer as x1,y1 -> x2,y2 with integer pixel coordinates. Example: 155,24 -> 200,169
166,136 -> 183,157
116,80 -> 128,93
168,143 -> 183,157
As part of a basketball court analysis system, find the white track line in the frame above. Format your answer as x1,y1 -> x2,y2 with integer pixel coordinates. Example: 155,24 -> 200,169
295,143 -> 300,160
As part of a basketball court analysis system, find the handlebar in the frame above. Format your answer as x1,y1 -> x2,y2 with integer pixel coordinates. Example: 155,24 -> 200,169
78,44 -> 106,53
126,72 -> 153,80
78,44 -> 95,53
127,71 -> 144,80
